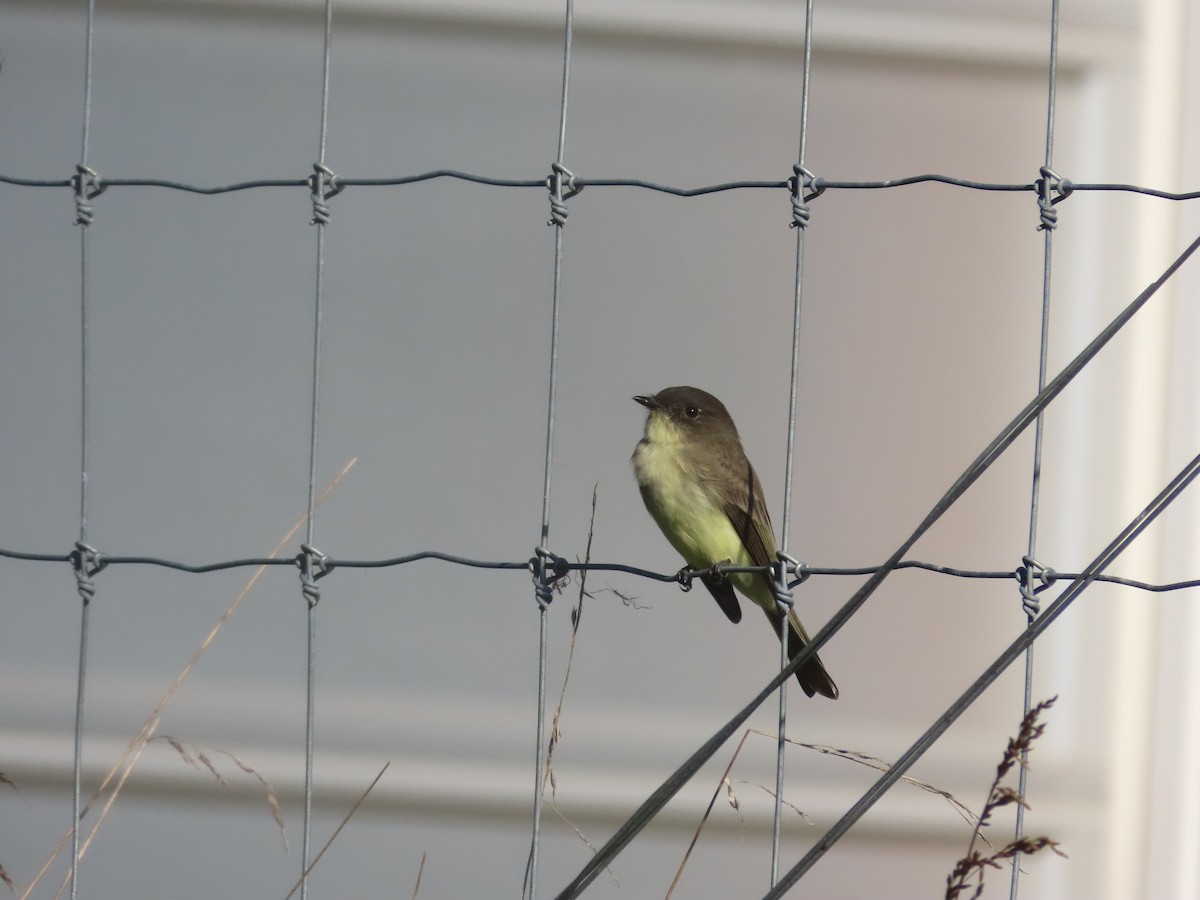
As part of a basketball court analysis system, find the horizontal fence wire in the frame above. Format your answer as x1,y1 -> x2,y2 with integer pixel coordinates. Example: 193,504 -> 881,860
4,544 -> 1199,593
3,170 -> 1200,200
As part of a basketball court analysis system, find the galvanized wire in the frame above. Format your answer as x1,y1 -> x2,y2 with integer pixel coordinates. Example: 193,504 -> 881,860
5,5 -> 1200,899
0,217 -> 1196,894
523,3 -> 576,897
4,545 -> 1200,593
4,170 -> 1199,200
765,446 -> 1200,899
769,0 -> 818,884
69,1 -> 99,897
552,231 -> 1200,899
297,3 -> 337,898
1011,2 -> 1062,895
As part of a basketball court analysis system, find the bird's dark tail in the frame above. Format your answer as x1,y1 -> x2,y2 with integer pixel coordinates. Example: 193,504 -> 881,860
771,609 -> 838,700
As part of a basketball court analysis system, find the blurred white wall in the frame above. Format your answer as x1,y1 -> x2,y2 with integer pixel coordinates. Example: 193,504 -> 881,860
1,0 -> 1197,897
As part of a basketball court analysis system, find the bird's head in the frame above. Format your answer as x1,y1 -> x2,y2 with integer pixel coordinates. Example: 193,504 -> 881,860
633,386 -> 738,446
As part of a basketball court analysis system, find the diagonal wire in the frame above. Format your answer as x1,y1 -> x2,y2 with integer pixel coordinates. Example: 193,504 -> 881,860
765,446 -> 1200,898
552,232 -> 1200,900
524,2 -> 575,898
1011,2 -> 1062,896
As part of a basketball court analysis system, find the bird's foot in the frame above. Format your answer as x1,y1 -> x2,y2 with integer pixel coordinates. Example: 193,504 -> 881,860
675,565 -> 695,591
704,558 -> 733,585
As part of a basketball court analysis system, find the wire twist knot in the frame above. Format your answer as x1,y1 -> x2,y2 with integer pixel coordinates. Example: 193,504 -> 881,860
789,164 -> 824,229
1035,166 -> 1073,232
309,163 -> 343,225
772,551 -> 800,613
73,164 -> 105,226
1015,555 -> 1056,617
71,541 -> 104,605
297,544 -> 331,608
530,546 -> 568,608
546,162 -> 582,227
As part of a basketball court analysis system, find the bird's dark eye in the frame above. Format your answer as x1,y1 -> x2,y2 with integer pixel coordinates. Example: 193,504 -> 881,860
685,405 -> 700,419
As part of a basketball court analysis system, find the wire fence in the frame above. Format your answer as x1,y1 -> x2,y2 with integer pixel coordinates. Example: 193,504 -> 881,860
7,169 -> 1200,203
2,0 -> 1199,897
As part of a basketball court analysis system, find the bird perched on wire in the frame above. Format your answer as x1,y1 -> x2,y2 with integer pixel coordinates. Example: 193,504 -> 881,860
631,386 -> 837,699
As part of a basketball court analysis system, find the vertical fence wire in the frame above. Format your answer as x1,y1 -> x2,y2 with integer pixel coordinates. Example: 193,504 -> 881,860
524,2 -> 575,897
298,2 -> 336,897
1011,2 -> 1062,896
770,0 -> 818,885
69,1 -> 99,897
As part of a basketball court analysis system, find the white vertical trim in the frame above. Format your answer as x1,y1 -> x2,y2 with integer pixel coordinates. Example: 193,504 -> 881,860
1144,604 -> 1200,898
1142,3 -> 1200,897
1106,0 -> 1187,897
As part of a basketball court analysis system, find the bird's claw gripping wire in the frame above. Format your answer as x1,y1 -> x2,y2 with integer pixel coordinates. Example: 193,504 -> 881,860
674,565 -> 695,592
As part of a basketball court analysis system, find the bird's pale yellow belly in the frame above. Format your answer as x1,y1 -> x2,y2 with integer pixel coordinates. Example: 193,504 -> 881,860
633,436 -> 762,604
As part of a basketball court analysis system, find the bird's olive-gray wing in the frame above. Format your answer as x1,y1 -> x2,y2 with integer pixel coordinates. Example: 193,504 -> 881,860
722,456 -> 778,592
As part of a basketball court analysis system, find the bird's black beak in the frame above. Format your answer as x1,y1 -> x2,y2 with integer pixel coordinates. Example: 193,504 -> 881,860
633,394 -> 659,410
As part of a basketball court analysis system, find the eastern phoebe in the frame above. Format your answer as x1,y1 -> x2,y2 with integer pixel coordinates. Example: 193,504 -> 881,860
631,386 -> 838,699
